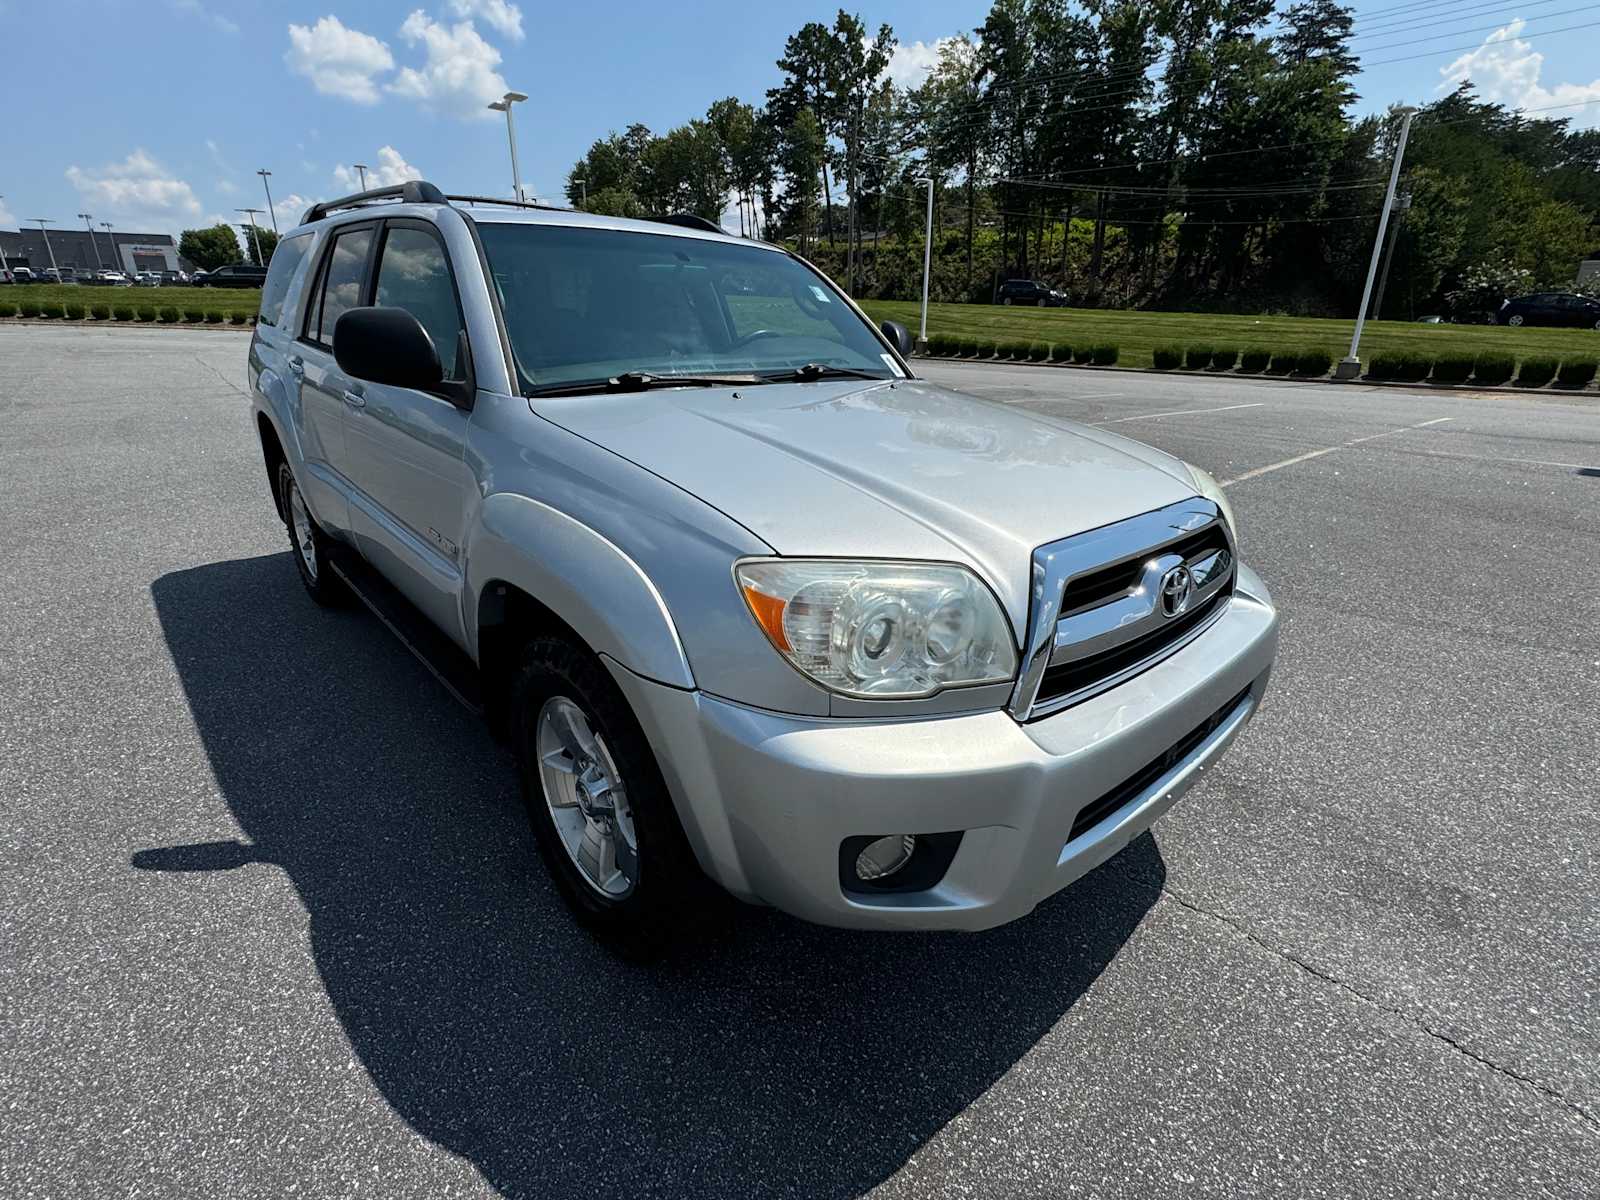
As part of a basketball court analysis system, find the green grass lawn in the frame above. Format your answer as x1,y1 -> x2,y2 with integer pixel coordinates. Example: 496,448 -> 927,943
2,284 -> 261,317
860,300 -> 1600,371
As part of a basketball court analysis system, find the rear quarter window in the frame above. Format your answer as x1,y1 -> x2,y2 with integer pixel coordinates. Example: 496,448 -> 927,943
257,233 -> 313,328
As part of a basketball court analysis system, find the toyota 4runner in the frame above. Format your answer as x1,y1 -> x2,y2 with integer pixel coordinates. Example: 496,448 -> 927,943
247,180 -> 1278,939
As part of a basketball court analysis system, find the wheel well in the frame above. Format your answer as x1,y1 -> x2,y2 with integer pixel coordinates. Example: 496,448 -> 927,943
257,414 -> 287,521
477,581 -> 588,740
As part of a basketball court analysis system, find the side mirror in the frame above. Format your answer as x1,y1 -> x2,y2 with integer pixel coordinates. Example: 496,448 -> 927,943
880,319 -> 913,357
333,306 -> 443,391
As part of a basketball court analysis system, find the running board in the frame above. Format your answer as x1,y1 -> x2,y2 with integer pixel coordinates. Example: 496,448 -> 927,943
327,546 -> 484,715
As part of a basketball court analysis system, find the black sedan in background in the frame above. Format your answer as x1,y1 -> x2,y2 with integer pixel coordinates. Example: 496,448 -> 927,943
195,264 -> 268,288
996,278 -> 1067,306
1496,292 -> 1600,329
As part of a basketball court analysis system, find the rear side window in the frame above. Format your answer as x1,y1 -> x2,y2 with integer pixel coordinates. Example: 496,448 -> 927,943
374,225 -> 467,381
307,226 -> 374,346
257,233 -> 312,328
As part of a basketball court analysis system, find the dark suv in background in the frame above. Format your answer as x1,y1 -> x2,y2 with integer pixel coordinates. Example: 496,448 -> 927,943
197,264 -> 268,288
1496,292 -> 1600,329
996,278 -> 1066,307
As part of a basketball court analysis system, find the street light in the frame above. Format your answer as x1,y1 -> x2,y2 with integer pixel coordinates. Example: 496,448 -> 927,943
487,90 -> 529,202
78,212 -> 104,269
257,169 -> 278,233
573,176 -> 587,208
915,176 -> 934,353
236,208 -> 264,265
30,218 -> 61,279
353,163 -> 369,191
1337,105 -> 1417,379
100,222 -> 116,274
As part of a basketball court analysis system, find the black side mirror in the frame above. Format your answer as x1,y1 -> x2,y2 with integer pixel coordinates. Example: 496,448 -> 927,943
334,306 -> 443,391
880,319 -> 913,357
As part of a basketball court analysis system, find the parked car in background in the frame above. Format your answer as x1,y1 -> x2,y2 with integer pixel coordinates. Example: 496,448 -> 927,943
95,270 -> 131,286
996,278 -> 1066,307
41,268 -> 66,283
196,263 -> 267,288
136,272 -> 163,287
1496,292 -> 1600,330
159,270 -> 190,286
12,267 -> 36,283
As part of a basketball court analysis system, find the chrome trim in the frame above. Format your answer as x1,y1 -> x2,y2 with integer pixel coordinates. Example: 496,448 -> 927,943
1008,498 -> 1234,721
1048,547 -> 1231,665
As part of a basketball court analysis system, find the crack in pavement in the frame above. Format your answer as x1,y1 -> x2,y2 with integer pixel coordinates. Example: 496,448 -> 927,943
1159,884 -> 1600,1136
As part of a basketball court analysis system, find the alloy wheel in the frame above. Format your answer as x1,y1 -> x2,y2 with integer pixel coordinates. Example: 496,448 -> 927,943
536,696 -> 639,898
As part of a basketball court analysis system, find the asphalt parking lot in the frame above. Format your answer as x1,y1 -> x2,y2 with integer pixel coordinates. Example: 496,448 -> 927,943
3,324 -> 1597,1198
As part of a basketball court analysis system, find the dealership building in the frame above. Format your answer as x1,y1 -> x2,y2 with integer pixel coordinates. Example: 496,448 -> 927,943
0,227 -> 192,275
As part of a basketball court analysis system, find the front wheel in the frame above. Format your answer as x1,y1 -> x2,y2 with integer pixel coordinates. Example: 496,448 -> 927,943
277,463 -> 345,606
1001,297 -> 1013,306
1036,298 -> 1047,307
1507,314 -> 1524,327
511,635 -> 712,942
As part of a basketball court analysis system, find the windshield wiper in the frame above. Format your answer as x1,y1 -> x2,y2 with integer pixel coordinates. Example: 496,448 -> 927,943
774,362 -> 889,383
528,370 -> 765,397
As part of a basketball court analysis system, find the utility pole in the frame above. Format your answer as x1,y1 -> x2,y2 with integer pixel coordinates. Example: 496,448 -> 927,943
487,91 -> 530,201
353,163 -> 369,191
1337,106 -> 1416,379
236,209 -> 264,265
78,213 -> 104,269
257,169 -> 278,233
100,222 -> 116,274
573,176 -> 586,209
0,197 -> 9,274
1371,190 -> 1411,322
916,175 -> 934,353
31,219 -> 60,278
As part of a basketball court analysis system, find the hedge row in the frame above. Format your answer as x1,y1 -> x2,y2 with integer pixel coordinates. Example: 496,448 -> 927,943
923,331 -> 1119,365
1155,344 -> 1334,377
1366,349 -> 1596,388
0,299 -> 252,326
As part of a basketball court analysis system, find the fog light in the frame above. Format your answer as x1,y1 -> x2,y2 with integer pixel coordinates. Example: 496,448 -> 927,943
855,834 -> 916,882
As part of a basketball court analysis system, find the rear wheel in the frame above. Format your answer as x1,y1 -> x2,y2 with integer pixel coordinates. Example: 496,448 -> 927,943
1507,313 -> 1524,327
1001,297 -> 1013,306
510,635 -> 712,942
1036,298 -> 1047,307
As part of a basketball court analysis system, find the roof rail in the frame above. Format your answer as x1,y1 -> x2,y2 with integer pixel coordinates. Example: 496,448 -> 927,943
652,213 -> 725,234
446,194 -> 569,214
300,180 -> 448,225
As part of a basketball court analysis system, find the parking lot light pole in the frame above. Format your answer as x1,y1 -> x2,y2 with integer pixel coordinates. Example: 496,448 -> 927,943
488,91 -> 530,202
353,164 -> 368,191
1337,106 -> 1416,380
258,169 -> 278,233
0,197 -> 10,273
236,209 -> 264,265
574,176 -> 586,209
31,219 -> 61,279
100,222 -> 116,274
916,175 -> 934,353
78,213 -> 104,269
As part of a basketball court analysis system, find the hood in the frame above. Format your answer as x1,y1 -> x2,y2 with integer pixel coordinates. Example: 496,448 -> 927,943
531,378 -> 1199,631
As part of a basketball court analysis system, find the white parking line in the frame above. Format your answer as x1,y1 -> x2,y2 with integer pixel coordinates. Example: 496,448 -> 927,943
1095,401 -> 1266,425
1220,417 -> 1453,487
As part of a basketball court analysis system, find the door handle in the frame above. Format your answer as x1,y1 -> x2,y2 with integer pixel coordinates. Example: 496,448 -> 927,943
342,389 -> 367,409
286,355 -> 304,378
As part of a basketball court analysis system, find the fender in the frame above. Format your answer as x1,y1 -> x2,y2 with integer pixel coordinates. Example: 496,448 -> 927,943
465,492 -> 695,689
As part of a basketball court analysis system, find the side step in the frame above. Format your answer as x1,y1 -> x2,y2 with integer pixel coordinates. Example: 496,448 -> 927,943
327,545 -> 484,715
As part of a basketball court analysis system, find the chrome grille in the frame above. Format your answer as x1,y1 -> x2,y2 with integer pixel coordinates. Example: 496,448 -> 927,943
1009,499 -> 1236,721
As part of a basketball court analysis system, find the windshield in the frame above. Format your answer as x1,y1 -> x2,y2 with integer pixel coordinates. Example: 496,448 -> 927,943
476,222 -> 902,393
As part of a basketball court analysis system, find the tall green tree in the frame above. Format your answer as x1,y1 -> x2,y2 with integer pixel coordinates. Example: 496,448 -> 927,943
178,224 -> 244,271
770,21 -> 842,246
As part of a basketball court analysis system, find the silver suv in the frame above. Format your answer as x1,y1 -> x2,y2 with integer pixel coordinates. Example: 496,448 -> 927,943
247,180 -> 1278,939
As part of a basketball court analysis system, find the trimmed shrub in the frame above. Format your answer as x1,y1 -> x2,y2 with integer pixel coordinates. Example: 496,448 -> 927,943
90,302 -> 112,320
159,305 -> 181,324
1027,341 -> 1049,362
64,300 -> 87,320
1072,344 -> 1094,364
1294,349 -> 1333,377
1396,352 -> 1431,382
18,297 -> 41,318
1471,352 -> 1515,386
1152,346 -> 1182,370
1365,350 -> 1404,380
977,338 -> 1000,359
1266,350 -> 1297,375
1430,353 -> 1475,384
0,297 -> 14,317
1049,342 -> 1073,363
1240,348 -> 1271,373
137,305 -> 158,322
204,310 -> 225,324
997,339 -> 1026,360
229,312 -> 248,326
1184,345 -> 1213,371
1515,355 -> 1559,388
42,299 -> 68,319
958,336 -> 980,357
1210,347 -> 1239,371
113,303 -> 136,321
1090,343 -> 1119,366
926,333 -> 951,356
1557,357 -> 1599,388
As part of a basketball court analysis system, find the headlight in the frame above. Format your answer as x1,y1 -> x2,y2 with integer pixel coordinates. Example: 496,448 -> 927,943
735,559 -> 1018,699
1189,465 -> 1238,547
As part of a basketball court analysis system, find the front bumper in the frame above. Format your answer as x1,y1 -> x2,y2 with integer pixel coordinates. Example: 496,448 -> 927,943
608,566 -> 1279,931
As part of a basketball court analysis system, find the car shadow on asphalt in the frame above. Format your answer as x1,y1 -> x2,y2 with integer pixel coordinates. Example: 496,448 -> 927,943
142,552 -> 1163,1200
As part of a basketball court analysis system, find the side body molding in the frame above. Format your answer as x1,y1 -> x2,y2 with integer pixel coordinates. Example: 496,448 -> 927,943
466,493 -> 695,689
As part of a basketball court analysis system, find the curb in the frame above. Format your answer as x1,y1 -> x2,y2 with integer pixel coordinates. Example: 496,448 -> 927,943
0,318 -> 252,332
912,354 -> 1597,397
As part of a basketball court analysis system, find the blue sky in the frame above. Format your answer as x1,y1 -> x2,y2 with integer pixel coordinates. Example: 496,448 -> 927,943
3,0 -> 1598,240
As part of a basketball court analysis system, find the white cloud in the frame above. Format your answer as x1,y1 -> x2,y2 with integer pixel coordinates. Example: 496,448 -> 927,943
333,145 -> 423,191
1438,19 -> 1600,128
0,195 -> 15,228
272,192 -> 316,226
446,0 -> 523,41
285,15 -> 394,104
172,0 -> 239,35
215,179 -> 238,195
389,11 -> 508,118
881,37 -> 957,89
65,150 -> 202,232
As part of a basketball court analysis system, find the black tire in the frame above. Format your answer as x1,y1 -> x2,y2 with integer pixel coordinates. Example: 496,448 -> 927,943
510,635 -> 714,944
277,462 -> 346,606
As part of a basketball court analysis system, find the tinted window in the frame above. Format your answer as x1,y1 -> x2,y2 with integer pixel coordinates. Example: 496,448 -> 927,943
374,225 -> 465,380
258,233 -> 312,327
477,223 -> 897,392
311,226 -> 373,345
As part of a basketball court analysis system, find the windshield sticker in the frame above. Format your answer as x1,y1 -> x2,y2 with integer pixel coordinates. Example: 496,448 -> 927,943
881,353 -> 907,377
808,285 -> 832,304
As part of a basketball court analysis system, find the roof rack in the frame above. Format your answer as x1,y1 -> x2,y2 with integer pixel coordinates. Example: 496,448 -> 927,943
651,213 -> 724,234
446,194 -> 570,214
300,180 -> 448,225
